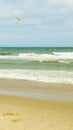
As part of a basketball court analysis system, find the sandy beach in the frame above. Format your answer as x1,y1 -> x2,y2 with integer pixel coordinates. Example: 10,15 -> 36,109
0,78 -> 73,97
0,2 -> 73,129
0,95 -> 73,130
0,79 -> 73,130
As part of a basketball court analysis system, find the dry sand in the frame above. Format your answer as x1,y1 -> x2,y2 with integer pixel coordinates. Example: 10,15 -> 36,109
0,95 -> 73,130
0,79 -> 73,130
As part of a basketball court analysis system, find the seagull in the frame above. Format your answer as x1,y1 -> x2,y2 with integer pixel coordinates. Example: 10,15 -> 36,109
16,18 -> 22,24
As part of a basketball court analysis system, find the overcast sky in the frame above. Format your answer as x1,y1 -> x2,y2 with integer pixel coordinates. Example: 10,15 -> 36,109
0,0 -> 73,47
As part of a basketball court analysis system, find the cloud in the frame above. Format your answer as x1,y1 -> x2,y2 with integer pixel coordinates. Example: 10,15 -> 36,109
0,0 -> 73,32
0,0 -> 73,17
0,0 -> 22,18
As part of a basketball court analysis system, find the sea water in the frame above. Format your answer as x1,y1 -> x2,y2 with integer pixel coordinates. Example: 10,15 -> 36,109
0,47 -> 73,84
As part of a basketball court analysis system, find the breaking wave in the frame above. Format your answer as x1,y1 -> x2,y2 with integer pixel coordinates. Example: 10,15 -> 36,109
0,69 -> 73,84
0,52 -> 73,62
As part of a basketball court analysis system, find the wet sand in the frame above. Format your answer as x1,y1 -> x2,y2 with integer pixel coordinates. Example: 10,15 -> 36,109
0,78 -> 73,130
0,78 -> 73,97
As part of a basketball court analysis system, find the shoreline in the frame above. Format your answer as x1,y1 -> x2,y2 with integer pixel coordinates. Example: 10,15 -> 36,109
0,78 -> 73,129
0,78 -> 73,98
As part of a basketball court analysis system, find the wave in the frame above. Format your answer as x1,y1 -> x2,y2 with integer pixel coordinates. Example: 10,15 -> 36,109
0,52 -> 73,62
58,60 -> 70,64
0,52 -> 13,55
0,69 -> 73,84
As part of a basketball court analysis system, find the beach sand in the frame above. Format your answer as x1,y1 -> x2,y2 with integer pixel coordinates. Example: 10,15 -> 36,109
0,95 -> 73,130
0,79 -> 73,130
0,78 -> 73,97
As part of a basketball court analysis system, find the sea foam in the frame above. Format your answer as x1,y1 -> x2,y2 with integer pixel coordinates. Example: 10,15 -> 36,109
0,52 -> 73,62
0,69 -> 73,84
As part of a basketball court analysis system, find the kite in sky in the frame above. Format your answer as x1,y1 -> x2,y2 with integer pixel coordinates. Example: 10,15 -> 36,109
16,18 -> 22,24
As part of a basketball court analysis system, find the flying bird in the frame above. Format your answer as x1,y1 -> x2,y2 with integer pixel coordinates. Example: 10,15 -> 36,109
16,18 -> 22,24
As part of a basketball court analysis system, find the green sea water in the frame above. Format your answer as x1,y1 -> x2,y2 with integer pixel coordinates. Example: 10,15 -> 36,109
0,47 -> 73,84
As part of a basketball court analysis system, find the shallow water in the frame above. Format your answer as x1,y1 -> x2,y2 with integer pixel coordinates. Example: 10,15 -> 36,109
0,90 -> 73,102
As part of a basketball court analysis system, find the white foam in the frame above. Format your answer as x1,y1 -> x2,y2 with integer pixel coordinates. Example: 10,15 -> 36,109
0,69 -> 73,84
0,52 -> 73,61
58,60 -> 70,64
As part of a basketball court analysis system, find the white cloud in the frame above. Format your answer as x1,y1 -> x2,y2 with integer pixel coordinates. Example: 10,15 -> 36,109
0,0 -> 58,18
0,0 -> 73,31
0,0 -> 73,17
0,1 -> 22,18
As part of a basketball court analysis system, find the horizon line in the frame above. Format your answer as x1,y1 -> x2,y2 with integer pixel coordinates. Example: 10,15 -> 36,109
0,46 -> 73,48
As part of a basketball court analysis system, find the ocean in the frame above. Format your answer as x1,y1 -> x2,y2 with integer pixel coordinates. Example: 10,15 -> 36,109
0,47 -> 73,84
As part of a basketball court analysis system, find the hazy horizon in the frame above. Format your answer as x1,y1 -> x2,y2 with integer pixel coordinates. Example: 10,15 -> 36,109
0,46 -> 73,48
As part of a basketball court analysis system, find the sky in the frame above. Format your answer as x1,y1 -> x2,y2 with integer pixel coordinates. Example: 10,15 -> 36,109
0,0 -> 73,47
